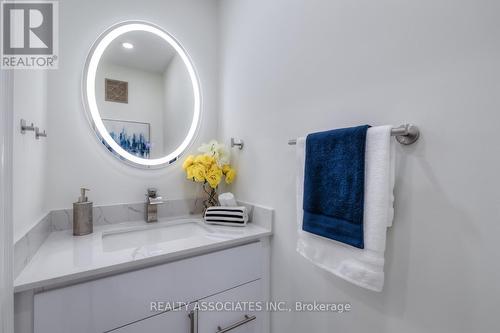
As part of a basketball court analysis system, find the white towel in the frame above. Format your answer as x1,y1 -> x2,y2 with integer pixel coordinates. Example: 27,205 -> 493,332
296,126 -> 395,292
218,192 -> 238,207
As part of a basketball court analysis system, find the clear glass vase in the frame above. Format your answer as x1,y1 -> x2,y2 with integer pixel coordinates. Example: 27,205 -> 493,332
202,183 -> 219,213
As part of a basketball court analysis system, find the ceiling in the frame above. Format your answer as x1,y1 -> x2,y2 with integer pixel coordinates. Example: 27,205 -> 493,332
100,30 -> 178,74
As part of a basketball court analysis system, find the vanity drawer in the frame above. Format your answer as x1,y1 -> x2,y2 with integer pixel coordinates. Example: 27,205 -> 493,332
107,280 -> 262,333
197,279 -> 262,333
34,242 -> 263,333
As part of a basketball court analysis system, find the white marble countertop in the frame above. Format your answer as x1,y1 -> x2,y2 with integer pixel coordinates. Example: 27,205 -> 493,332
14,217 -> 272,293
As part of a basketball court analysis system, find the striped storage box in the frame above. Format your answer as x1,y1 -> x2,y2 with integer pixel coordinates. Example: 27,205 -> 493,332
204,206 -> 249,226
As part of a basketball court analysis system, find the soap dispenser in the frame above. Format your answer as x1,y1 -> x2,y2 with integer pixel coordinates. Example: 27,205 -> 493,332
73,188 -> 93,236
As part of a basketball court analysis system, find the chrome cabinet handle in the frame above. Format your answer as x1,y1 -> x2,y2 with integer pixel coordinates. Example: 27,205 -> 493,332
216,315 -> 256,333
189,310 -> 198,333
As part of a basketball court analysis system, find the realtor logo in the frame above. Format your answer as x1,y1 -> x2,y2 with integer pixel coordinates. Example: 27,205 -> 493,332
1,1 -> 58,69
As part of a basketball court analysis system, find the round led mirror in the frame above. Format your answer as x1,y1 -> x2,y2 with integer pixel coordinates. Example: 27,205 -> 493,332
83,21 -> 201,168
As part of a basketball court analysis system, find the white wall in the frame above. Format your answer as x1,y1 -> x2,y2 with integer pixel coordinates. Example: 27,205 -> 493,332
12,71 -> 48,241
96,62 -> 165,158
163,54 -> 194,154
1,70 -> 15,333
46,0 -> 219,209
219,0 -> 500,332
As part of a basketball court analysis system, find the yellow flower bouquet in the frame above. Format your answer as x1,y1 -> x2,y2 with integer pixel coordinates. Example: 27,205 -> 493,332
182,140 -> 236,209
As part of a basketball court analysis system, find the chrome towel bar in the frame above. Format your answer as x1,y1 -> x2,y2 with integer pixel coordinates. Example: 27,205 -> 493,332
288,123 -> 419,146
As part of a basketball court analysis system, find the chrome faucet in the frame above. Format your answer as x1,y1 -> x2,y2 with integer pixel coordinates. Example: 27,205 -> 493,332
145,188 -> 164,223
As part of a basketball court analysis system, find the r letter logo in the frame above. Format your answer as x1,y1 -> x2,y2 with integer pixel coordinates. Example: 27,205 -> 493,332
1,1 -> 58,69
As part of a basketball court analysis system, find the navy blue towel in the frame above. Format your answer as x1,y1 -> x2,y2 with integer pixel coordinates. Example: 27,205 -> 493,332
302,125 -> 369,249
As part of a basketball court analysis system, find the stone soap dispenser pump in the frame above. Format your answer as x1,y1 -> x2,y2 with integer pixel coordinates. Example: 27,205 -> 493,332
73,188 -> 93,236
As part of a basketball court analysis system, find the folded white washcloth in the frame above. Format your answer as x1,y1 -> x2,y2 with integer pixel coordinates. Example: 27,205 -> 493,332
218,192 -> 238,207
296,125 -> 395,292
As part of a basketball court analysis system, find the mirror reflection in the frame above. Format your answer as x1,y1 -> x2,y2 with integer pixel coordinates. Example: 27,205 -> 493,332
95,30 -> 194,159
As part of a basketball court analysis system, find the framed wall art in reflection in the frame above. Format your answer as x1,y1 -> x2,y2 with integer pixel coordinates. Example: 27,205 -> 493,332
105,78 -> 128,103
102,119 -> 151,158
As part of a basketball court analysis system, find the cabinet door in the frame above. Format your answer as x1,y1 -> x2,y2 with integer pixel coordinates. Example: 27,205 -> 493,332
198,280 -> 262,333
109,308 -> 192,333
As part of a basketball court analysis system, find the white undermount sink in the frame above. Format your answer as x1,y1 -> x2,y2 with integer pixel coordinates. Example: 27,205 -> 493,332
102,220 -> 213,252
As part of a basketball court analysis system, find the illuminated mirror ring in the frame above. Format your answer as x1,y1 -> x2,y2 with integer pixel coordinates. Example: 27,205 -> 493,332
82,21 -> 201,168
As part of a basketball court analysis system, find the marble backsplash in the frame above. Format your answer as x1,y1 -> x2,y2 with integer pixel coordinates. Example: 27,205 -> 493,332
14,213 -> 51,280
51,198 -> 204,231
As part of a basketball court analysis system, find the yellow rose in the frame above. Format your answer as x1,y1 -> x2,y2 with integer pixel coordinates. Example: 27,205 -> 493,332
225,168 -> 236,184
186,164 -> 195,179
206,164 -> 223,189
222,164 -> 231,175
182,155 -> 195,171
191,163 -> 206,183
195,155 -> 215,168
